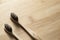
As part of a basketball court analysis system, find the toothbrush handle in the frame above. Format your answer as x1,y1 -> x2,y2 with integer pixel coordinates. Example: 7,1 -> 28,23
10,17 -> 41,40
18,23 -> 41,40
11,33 -> 19,40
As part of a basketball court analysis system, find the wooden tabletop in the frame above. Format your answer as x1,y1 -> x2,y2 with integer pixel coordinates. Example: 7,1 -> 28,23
0,0 -> 60,40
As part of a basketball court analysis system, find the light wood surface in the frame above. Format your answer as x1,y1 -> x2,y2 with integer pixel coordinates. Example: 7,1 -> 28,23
0,0 -> 60,40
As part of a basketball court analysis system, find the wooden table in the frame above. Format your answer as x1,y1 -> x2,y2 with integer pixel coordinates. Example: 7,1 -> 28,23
0,0 -> 60,40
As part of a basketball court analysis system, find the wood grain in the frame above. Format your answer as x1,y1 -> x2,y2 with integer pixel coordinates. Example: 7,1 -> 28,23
0,0 -> 60,40
28,13 -> 60,40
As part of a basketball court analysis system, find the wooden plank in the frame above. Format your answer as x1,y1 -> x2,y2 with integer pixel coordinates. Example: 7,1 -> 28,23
0,0 -> 60,40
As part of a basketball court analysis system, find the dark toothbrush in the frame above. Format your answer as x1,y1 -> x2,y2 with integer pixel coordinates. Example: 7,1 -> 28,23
4,24 -> 19,40
10,13 -> 41,40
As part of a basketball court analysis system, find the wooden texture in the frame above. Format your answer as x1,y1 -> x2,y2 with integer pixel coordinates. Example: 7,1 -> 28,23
0,0 -> 60,40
